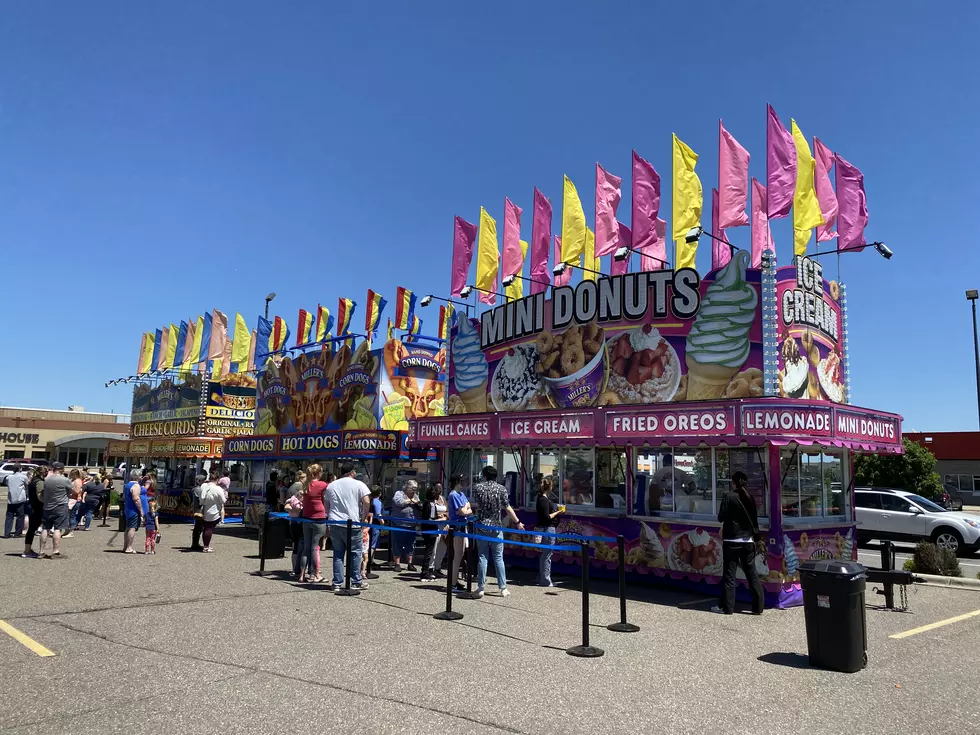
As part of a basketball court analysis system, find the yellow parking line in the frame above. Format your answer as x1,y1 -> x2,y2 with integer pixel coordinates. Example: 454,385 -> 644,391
0,619 -> 56,657
889,609 -> 980,639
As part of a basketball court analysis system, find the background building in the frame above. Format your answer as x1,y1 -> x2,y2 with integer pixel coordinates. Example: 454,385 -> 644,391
906,431 -> 980,506
0,406 -> 129,467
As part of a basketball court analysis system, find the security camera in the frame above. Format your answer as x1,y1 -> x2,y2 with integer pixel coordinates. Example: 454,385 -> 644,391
553,263 -> 568,276
419,295 -> 433,307
685,226 -> 702,244
873,242 -> 892,260
613,246 -> 630,262
501,275 -> 516,288
459,286 -> 473,298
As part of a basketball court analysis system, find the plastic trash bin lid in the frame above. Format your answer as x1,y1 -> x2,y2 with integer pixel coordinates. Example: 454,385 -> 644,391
800,559 -> 867,577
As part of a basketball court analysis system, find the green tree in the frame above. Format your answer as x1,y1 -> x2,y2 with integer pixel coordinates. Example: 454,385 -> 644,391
853,438 -> 944,499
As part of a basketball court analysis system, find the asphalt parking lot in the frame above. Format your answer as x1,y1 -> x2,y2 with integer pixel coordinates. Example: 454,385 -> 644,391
1,514 -> 979,735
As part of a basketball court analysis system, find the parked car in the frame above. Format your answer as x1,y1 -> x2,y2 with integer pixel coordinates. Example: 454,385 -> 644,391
941,484 -> 965,511
855,486 -> 980,554
0,461 -> 39,486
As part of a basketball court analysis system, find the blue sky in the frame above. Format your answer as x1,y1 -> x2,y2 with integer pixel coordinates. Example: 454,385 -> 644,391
1,2 -> 977,430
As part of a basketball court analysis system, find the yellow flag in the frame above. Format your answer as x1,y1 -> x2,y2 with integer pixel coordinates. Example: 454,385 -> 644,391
561,175 -> 587,266
672,134 -> 703,270
583,228 -> 598,282
230,312 -> 251,364
475,206 -> 499,294
791,120 -> 824,255
139,332 -> 154,374
505,240 -> 529,301
162,323 -> 179,370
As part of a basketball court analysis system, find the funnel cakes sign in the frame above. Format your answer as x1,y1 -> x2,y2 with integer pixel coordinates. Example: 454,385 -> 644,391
447,252 -> 763,414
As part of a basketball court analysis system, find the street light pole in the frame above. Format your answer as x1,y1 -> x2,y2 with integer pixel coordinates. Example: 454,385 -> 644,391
264,292 -> 277,320
968,290 -> 980,429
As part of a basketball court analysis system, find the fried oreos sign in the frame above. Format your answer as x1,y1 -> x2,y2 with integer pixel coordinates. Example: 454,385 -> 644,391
480,271 -> 701,350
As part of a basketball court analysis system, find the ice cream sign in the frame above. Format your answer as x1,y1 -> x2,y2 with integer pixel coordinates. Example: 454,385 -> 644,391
499,413 -> 595,441
447,252 -> 763,415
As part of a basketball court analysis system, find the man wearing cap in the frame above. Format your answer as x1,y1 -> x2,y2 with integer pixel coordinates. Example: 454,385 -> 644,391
39,462 -> 72,558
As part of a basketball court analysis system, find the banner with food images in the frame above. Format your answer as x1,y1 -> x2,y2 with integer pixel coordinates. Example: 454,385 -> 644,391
447,251 -> 763,413
379,338 -> 448,430
255,340 -> 382,434
131,374 -> 202,422
775,255 -> 846,404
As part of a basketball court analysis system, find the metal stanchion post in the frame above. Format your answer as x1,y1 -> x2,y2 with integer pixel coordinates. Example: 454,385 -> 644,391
336,520 -> 361,596
259,506 -> 269,576
881,539 -> 894,609
567,540 -> 604,658
434,527 -> 464,620
608,535 -> 639,633
458,518 -> 480,600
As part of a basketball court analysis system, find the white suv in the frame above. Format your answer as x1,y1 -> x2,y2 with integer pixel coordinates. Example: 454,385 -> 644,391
855,487 -> 980,554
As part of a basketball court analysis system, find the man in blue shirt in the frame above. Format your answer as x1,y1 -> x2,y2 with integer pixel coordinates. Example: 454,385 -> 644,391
447,473 -> 472,591
366,486 -> 384,574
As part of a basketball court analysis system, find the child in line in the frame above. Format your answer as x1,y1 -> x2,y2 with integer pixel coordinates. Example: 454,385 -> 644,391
145,498 -> 159,554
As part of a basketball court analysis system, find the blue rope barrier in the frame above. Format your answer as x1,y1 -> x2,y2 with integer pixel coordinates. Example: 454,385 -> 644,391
379,515 -> 467,527
475,522 -> 618,544
454,531 -> 580,552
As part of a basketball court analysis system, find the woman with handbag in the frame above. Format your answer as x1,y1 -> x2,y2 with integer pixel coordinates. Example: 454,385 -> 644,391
713,471 -> 765,615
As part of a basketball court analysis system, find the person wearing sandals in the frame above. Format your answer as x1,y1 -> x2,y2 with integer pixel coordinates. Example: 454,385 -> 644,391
298,464 -> 327,582
285,472 -> 306,576
535,477 -> 564,587
199,470 -> 226,553
391,479 -> 421,572
713,471 -> 765,615
122,473 -> 145,554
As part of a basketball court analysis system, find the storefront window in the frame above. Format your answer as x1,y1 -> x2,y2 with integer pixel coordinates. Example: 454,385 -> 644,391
67,449 -> 78,467
561,449 -> 594,506
717,448 -> 769,518
782,447 -> 847,522
475,449 -> 495,488
499,449 -> 524,508
529,449 -> 559,508
595,450 -> 627,510
448,449 -> 472,491
672,449 -> 712,515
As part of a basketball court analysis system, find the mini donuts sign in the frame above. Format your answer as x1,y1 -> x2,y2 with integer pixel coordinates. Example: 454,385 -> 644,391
447,253 -> 763,415
776,256 -> 847,405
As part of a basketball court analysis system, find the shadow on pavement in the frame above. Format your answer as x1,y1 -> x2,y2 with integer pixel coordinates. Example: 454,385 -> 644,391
758,652 -> 812,669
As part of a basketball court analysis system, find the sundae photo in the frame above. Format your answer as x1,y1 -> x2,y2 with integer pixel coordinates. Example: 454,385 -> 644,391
490,343 -> 545,411
684,251 -> 758,399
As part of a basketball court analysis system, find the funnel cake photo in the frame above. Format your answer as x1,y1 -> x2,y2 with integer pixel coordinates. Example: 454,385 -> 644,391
606,325 -> 680,404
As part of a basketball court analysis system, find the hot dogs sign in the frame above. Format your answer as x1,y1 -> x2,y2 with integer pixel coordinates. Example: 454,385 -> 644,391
447,252 -> 765,414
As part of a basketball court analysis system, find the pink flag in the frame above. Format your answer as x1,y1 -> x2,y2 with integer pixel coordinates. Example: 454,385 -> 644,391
631,150 -> 661,254
209,309 -> 228,360
766,104 -> 796,219
610,222 -> 631,276
751,178 -> 774,268
502,197 -> 524,278
479,251 -> 499,304
640,218 -> 667,272
529,188 -> 552,294
835,154 -> 868,252
594,163 -> 623,257
451,215 -> 478,297
813,137 -> 839,242
718,120 -> 750,228
553,236 -> 572,286
711,188 -> 731,271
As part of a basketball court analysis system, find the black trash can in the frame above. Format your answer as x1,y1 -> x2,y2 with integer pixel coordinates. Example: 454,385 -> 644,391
262,517 -> 289,559
799,559 -> 867,672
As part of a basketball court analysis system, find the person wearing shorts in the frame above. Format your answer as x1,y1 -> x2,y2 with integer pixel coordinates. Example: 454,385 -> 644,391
40,463 -> 72,558
123,478 -> 145,554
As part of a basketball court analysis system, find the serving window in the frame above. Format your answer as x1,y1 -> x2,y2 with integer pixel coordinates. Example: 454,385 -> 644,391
780,447 -> 848,523
634,446 -> 769,520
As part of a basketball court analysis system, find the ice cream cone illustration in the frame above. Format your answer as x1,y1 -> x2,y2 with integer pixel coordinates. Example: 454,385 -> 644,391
684,251 -> 758,399
451,317 -> 488,413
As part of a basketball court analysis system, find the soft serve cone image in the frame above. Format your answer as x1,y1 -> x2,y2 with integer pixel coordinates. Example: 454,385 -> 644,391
684,251 -> 758,399
452,317 -> 488,412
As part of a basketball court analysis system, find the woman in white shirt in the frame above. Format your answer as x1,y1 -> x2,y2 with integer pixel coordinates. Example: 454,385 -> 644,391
199,469 -> 226,553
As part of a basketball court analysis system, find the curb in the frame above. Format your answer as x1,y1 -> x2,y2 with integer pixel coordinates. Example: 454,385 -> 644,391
915,572 -> 980,591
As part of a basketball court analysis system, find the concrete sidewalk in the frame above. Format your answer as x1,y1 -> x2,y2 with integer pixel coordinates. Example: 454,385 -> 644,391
0,518 -> 978,734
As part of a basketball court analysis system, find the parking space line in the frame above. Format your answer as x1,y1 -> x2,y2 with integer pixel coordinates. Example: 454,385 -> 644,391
0,619 -> 56,657
889,609 -> 980,639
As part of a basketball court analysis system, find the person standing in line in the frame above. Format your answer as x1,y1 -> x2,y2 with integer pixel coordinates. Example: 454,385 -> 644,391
218,468 -> 231,492
427,483 -> 450,579
190,474 -> 207,551
359,481 -> 375,580
122,474 -> 145,554
366,486 -> 383,575
79,473 -> 105,531
265,471 -> 280,512
298,464 -> 327,583
326,463 -> 371,591
418,486 -> 439,581
391,479 -> 421,572
284,476 -> 305,577
40,462 -> 74,558
471,466 -> 525,598
98,468 -> 113,525
535,477 -> 564,587
22,466 -> 47,558
64,469 -> 84,538
142,476 -> 159,554
199,470 -> 226,553
4,463 -> 29,538
447,474 -> 472,592
319,472 -> 336,553
713,471 -> 765,615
